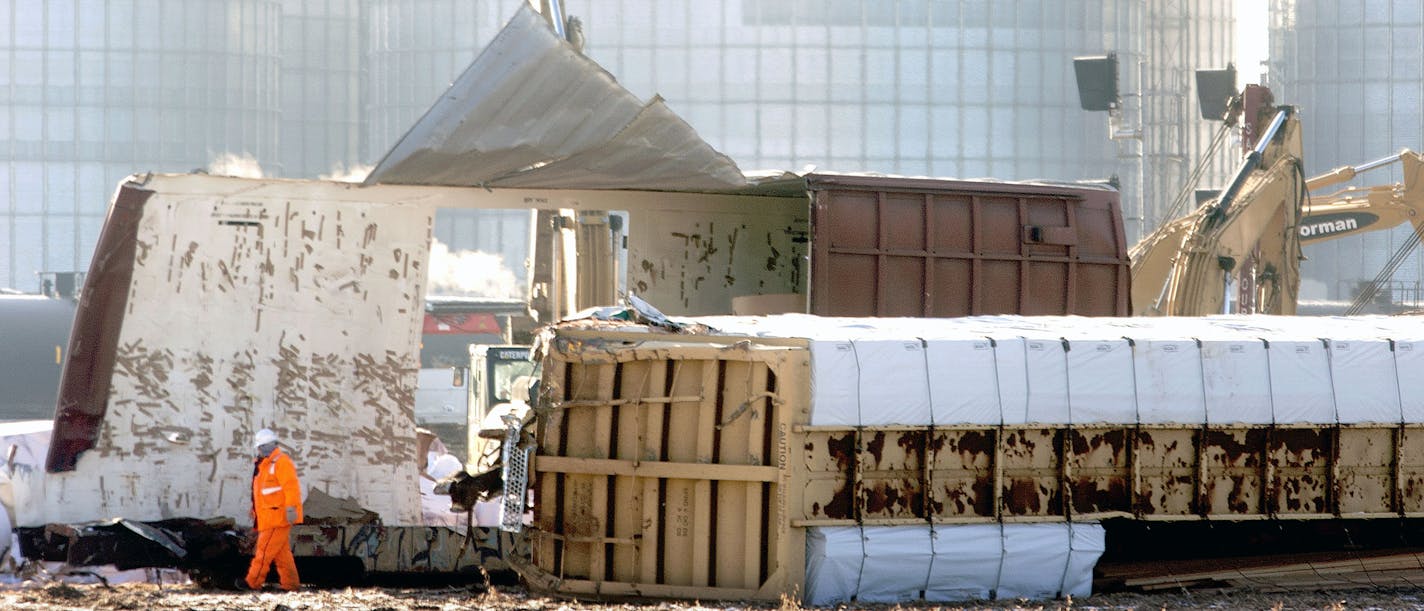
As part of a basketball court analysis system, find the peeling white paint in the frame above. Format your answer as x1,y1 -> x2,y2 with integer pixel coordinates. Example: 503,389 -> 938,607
21,175 -> 435,527
627,207 -> 807,315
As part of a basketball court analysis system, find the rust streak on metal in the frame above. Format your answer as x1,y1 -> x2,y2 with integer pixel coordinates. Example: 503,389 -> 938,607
818,432 -> 857,520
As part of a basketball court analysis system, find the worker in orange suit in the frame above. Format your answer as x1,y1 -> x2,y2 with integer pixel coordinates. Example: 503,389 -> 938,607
243,428 -> 304,590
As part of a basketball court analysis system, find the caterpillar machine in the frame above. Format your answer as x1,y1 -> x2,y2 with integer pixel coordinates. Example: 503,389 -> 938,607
1075,56 -> 1424,316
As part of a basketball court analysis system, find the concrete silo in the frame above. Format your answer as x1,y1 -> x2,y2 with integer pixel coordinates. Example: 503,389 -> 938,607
0,0 -> 280,291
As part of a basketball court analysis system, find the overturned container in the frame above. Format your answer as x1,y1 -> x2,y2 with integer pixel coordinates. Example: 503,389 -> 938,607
511,312 -> 1424,604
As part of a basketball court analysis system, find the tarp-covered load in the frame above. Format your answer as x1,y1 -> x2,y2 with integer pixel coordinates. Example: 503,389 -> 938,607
689,314 -> 1424,427
523,312 -> 1424,605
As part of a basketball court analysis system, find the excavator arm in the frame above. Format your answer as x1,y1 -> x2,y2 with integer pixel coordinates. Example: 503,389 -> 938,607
1298,149 -> 1424,243
1130,79 -> 1424,317
1131,104 -> 1306,316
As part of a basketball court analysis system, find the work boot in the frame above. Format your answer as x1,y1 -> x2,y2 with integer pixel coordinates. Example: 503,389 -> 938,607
232,577 -> 249,590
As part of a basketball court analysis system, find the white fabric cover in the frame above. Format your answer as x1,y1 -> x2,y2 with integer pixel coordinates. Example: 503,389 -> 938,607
858,526 -> 934,603
998,523 -> 1072,599
855,340 -> 932,426
992,338 -> 1034,425
1065,339 -> 1135,424
1398,341 -> 1424,422
784,315 -> 1424,428
1063,522 -> 1108,596
924,523 -> 1003,601
1022,339 -> 1071,423
927,339 -> 1002,425
805,523 -> 1104,605
1268,340 -> 1335,424
1201,340 -> 1273,424
809,340 -> 860,426
1132,340 -> 1206,424
803,526 -> 863,605
1329,340 -> 1401,423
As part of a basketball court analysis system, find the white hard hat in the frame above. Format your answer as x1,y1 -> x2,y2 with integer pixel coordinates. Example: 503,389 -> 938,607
253,428 -> 278,448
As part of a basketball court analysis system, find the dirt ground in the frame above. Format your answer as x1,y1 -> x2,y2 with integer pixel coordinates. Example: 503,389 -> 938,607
1,582 -> 1423,611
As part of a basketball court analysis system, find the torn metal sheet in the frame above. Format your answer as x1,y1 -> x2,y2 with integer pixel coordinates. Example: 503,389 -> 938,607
365,5 -> 745,192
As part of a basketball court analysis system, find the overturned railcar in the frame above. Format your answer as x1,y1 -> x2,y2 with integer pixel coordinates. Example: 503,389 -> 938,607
517,313 -> 1424,604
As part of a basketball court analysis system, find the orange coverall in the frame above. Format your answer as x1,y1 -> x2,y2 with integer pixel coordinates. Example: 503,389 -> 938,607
245,447 -> 304,590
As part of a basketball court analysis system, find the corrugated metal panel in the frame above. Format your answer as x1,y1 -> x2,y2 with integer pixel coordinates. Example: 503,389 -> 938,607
365,5 -> 745,192
807,176 -> 1130,317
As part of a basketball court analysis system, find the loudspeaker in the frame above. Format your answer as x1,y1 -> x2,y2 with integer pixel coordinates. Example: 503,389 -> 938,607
1073,53 -> 1118,112
1195,64 -> 1237,120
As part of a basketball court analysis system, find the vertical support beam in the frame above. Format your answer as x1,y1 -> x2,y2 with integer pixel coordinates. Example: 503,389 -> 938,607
1395,424 -> 1407,516
611,361 -> 651,582
1062,196 -> 1079,312
691,360 -> 720,586
1194,425 -> 1208,517
1016,197 -> 1030,312
920,427 -> 935,519
922,193 -> 935,316
992,425 -> 1005,520
535,358 -> 569,576
875,192 -> 887,315
663,359 -> 704,586
970,196 -> 982,314
584,362 -> 618,582
636,359 -> 671,584
1263,426 -> 1277,517
1330,426 -> 1342,516
1059,427 -> 1074,519
775,350 -> 809,600
740,361 -> 770,588
1129,426 -> 1142,516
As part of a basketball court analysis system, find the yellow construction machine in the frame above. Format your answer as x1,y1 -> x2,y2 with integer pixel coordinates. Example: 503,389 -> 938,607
1131,85 -> 1424,316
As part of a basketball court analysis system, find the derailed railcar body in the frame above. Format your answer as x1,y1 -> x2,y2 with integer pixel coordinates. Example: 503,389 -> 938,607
519,313 -> 1424,604
25,173 -> 437,528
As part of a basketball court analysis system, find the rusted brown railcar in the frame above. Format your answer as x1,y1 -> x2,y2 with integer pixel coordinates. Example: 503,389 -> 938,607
803,174 -> 1129,317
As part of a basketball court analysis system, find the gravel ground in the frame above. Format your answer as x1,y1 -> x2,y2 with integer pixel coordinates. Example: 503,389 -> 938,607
1,582 -> 1423,611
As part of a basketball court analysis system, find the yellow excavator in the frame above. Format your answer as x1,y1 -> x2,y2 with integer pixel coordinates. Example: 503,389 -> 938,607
1131,85 -> 1424,316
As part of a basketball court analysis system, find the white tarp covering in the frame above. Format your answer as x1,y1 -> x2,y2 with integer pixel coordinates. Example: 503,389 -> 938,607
696,314 -> 1424,426
1131,339 -> 1206,424
805,523 -> 1105,605
1201,339 -> 1273,424
1268,340 -> 1334,424
1398,341 -> 1424,422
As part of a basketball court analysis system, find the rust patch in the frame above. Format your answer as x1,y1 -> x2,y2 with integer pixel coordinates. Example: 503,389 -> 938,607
1006,479 -> 1043,514
862,480 -> 919,517
1071,478 -> 1128,514
1275,428 -> 1329,460
953,430 -> 995,461
819,432 -> 858,520
865,431 -> 886,466
1204,429 -> 1265,467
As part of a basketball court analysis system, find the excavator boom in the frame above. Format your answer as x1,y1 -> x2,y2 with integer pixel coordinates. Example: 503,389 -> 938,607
1131,96 -> 1305,316
1130,84 -> 1424,317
